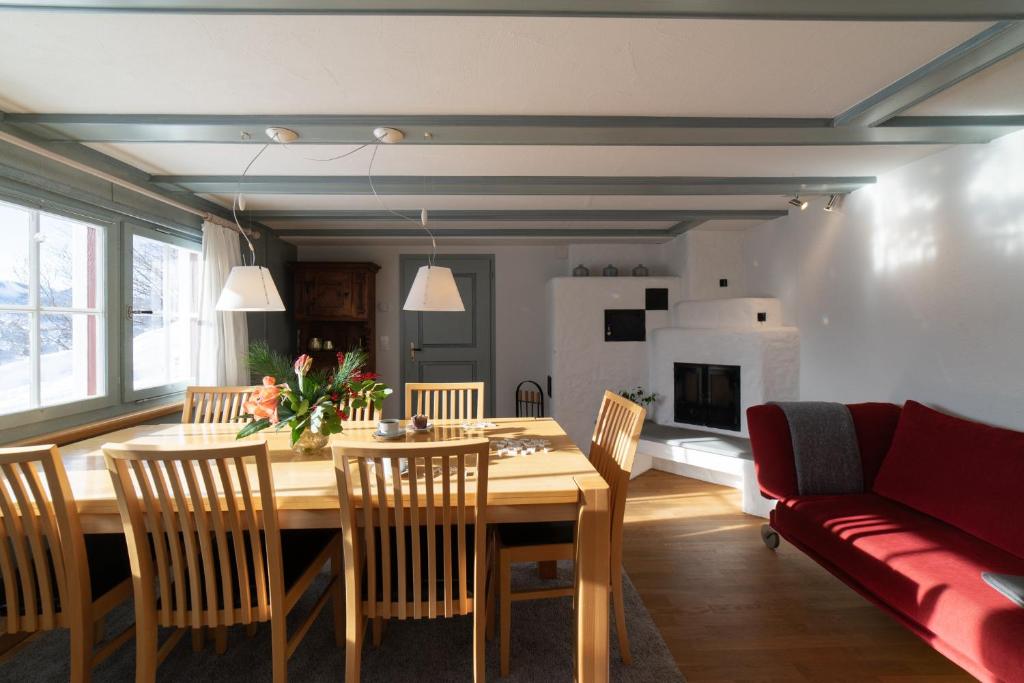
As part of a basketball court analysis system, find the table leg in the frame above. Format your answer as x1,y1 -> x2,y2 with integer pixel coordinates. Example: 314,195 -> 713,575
573,474 -> 609,683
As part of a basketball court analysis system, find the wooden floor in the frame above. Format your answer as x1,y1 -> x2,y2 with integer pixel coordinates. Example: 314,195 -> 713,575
622,472 -> 975,683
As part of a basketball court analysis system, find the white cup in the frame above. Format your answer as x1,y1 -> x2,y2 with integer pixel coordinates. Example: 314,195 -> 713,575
377,419 -> 401,436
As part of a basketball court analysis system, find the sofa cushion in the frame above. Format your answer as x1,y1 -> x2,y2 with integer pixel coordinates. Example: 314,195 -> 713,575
775,494 -> 1024,683
872,400 -> 1024,560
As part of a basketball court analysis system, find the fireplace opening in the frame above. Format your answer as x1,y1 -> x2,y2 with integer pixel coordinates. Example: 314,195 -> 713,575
674,363 -> 741,431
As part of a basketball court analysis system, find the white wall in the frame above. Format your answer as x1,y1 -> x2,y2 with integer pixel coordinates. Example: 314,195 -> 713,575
567,243 -> 674,276
676,230 -> 748,300
548,276 -> 681,449
744,129 -> 1024,430
296,244 -> 567,417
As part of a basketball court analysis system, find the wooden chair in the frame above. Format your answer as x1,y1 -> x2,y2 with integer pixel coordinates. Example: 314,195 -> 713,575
494,390 -> 645,676
0,445 -> 134,682
103,440 -> 343,683
332,438 -> 491,682
182,386 -> 259,424
404,381 -> 485,421
514,380 -> 545,418
344,392 -> 381,423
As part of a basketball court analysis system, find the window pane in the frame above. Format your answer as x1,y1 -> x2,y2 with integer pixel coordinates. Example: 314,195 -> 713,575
0,311 -> 32,415
39,213 -> 102,310
40,312 -> 104,406
0,201 -> 32,307
132,234 -> 200,391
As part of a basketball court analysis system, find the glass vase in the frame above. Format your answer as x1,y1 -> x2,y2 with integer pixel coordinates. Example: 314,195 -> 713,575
292,429 -> 330,455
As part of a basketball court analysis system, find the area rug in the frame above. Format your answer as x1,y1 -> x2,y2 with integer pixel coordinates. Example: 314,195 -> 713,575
0,562 -> 684,681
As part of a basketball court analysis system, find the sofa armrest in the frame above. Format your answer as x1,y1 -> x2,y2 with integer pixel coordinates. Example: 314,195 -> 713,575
747,404 -> 799,500
747,402 -> 903,500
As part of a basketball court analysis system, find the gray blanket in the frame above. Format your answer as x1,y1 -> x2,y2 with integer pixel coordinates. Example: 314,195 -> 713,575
773,401 -> 863,495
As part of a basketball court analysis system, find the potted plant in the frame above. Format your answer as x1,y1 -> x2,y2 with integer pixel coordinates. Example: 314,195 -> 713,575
619,386 -> 657,409
237,341 -> 392,453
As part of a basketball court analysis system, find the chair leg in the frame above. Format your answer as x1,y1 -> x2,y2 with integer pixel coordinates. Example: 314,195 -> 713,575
612,567 -> 632,665
371,617 -> 384,647
499,550 -> 512,678
486,563 -> 496,642
69,617 -> 94,683
271,615 -> 288,683
191,627 -> 205,652
345,608 -> 363,683
135,623 -> 158,683
473,552 -> 488,682
332,545 -> 345,647
214,626 -> 228,655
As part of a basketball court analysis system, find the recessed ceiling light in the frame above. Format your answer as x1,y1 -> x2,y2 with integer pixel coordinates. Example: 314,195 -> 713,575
265,127 -> 300,144
373,127 -> 406,144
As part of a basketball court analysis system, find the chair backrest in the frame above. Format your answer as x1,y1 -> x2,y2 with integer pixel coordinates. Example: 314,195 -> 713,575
405,382 -> 485,421
514,380 -> 545,418
182,386 -> 259,424
589,391 -> 646,556
345,392 -> 380,423
332,439 -> 490,622
0,445 -> 87,634
103,441 -> 282,630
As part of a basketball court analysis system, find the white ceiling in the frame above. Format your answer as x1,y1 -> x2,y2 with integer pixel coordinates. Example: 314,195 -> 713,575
904,49 -> 1024,116
0,12 -> 1019,243
0,14 -> 984,116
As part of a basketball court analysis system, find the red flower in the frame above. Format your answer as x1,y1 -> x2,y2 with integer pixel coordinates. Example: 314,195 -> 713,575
352,371 -> 380,383
336,352 -> 345,366
336,408 -> 349,420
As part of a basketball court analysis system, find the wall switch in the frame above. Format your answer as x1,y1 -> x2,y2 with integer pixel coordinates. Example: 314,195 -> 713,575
380,335 -> 390,351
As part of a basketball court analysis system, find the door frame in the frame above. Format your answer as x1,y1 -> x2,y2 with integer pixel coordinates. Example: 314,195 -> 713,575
398,253 -> 496,417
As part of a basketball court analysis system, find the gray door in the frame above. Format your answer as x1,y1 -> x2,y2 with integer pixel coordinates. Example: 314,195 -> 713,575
400,255 -> 495,417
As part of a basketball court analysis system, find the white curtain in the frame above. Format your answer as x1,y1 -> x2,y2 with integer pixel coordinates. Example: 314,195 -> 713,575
194,220 -> 249,385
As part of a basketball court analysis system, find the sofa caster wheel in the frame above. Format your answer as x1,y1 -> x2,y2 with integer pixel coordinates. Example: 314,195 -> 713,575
761,524 -> 780,550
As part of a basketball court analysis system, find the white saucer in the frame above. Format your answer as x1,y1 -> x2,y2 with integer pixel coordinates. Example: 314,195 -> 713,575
373,428 -> 407,440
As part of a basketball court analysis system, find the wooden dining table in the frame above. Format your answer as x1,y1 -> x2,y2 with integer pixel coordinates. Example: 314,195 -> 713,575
60,416 -> 611,682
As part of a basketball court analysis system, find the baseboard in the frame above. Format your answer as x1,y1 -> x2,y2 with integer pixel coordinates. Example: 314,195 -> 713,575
637,437 -> 774,518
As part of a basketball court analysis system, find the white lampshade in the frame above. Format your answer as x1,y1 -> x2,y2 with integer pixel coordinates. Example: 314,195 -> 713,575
402,265 -> 465,312
216,266 -> 286,312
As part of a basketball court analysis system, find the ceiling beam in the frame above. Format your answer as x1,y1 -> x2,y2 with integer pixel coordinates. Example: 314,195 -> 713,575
834,21 -> 1024,127
276,228 -> 674,238
249,209 -> 787,223
152,175 -> 872,196
2,1 -> 1023,20
6,113 -> 1021,146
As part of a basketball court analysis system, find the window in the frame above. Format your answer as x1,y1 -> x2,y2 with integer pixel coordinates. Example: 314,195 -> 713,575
0,199 -> 105,416
128,229 -> 201,396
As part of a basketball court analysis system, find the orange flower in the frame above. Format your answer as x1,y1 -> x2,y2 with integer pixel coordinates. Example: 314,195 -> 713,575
244,376 -> 281,424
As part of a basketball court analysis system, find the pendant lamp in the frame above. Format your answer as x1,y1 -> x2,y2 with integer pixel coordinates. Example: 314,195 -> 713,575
401,207 -> 465,312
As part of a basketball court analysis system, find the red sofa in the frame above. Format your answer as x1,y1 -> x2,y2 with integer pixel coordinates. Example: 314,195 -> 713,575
748,400 -> 1024,683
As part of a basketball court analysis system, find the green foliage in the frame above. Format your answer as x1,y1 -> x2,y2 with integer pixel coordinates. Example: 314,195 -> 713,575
619,386 -> 657,407
238,342 -> 391,447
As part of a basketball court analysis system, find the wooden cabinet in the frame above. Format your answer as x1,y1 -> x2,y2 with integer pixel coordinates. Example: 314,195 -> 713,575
291,262 -> 380,373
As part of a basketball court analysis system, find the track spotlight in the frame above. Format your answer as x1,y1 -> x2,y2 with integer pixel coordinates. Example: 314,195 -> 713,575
824,194 -> 841,212
788,196 -> 809,211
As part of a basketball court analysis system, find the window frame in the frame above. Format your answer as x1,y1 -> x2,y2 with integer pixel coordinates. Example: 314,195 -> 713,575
0,194 -> 119,428
121,223 -> 203,402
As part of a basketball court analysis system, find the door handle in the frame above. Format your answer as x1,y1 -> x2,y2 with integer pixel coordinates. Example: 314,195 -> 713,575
410,342 -> 422,361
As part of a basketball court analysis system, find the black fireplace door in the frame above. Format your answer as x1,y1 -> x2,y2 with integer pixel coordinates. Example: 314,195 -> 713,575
673,363 -> 741,431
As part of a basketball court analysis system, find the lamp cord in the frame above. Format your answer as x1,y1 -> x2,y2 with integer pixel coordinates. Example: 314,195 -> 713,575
234,132 -> 438,268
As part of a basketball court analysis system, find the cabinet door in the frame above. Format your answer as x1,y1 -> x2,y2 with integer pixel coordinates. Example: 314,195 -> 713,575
300,269 -> 357,319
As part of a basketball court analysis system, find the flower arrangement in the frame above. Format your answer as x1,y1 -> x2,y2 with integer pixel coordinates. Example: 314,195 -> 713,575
619,386 -> 657,408
237,341 -> 391,449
